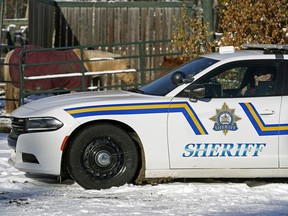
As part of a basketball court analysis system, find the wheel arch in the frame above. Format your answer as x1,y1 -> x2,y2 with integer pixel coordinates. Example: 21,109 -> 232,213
60,119 -> 146,184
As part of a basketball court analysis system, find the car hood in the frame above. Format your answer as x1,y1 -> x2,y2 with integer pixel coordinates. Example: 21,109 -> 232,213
16,90 -> 166,113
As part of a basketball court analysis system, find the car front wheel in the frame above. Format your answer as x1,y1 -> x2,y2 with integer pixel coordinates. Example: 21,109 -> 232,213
66,123 -> 140,189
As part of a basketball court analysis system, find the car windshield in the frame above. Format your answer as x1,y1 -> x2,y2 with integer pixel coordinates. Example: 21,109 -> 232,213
138,57 -> 219,96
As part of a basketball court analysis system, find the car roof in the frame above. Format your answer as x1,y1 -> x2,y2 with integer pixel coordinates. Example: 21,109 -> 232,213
202,50 -> 267,61
201,44 -> 288,61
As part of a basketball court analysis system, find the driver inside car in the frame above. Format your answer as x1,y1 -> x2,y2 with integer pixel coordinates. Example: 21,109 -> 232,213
240,67 -> 276,96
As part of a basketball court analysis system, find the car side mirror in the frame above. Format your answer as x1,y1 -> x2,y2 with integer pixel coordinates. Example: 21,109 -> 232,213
171,71 -> 194,85
185,84 -> 206,101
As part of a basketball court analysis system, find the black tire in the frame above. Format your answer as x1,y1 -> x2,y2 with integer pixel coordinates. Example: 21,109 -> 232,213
66,123 -> 140,189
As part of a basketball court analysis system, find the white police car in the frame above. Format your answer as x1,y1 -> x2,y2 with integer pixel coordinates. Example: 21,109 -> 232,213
8,44 -> 288,189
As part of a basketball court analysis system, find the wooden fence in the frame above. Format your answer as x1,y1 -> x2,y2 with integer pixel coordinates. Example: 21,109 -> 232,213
28,1 -> 198,48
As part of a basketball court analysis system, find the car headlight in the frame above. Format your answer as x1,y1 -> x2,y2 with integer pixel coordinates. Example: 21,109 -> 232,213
26,117 -> 63,132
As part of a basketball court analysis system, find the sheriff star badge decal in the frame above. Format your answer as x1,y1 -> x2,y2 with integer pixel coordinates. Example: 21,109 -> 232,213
210,103 -> 241,135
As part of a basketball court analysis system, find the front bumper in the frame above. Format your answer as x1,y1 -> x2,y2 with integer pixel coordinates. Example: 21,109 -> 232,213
8,130 -> 67,176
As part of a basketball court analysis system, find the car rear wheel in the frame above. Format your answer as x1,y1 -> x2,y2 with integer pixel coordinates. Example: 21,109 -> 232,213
66,123 -> 140,189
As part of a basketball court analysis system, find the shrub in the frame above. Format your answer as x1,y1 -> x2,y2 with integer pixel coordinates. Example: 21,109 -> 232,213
172,0 -> 288,57
171,5 -> 214,60
218,0 -> 288,47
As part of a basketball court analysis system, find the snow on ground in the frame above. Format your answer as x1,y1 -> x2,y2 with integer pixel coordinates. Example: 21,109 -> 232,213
1,132 -> 288,216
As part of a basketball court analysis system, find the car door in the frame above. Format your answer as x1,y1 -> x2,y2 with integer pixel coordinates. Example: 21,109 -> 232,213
168,60 -> 282,169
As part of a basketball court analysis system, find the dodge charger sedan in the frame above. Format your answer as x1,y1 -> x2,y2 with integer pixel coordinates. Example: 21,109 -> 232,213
8,44 -> 288,189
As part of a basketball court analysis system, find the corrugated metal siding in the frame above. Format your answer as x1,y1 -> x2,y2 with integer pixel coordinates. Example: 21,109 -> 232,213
29,0 -> 56,48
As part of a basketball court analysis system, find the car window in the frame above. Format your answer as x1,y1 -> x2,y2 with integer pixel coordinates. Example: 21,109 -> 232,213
205,67 -> 246,97
210,67 -> 246,90
139,57 -> 218,96
177,61 -> 281,98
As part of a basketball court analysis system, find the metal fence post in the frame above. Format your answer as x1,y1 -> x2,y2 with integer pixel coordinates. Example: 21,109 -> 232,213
0,0 -> 4,57
138,41 -> 145,86
202,0 -> 214,41
19,50 -> 25,106
79,47 -> 86,91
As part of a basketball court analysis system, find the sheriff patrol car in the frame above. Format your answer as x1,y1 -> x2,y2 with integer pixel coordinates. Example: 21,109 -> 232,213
7,44 -> 288,189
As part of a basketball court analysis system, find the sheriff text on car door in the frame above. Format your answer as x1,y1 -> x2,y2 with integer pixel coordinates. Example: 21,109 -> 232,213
168,61 -> 284,169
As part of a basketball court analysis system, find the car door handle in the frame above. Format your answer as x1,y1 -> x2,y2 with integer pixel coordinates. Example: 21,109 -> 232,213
259,109 -> 275,115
